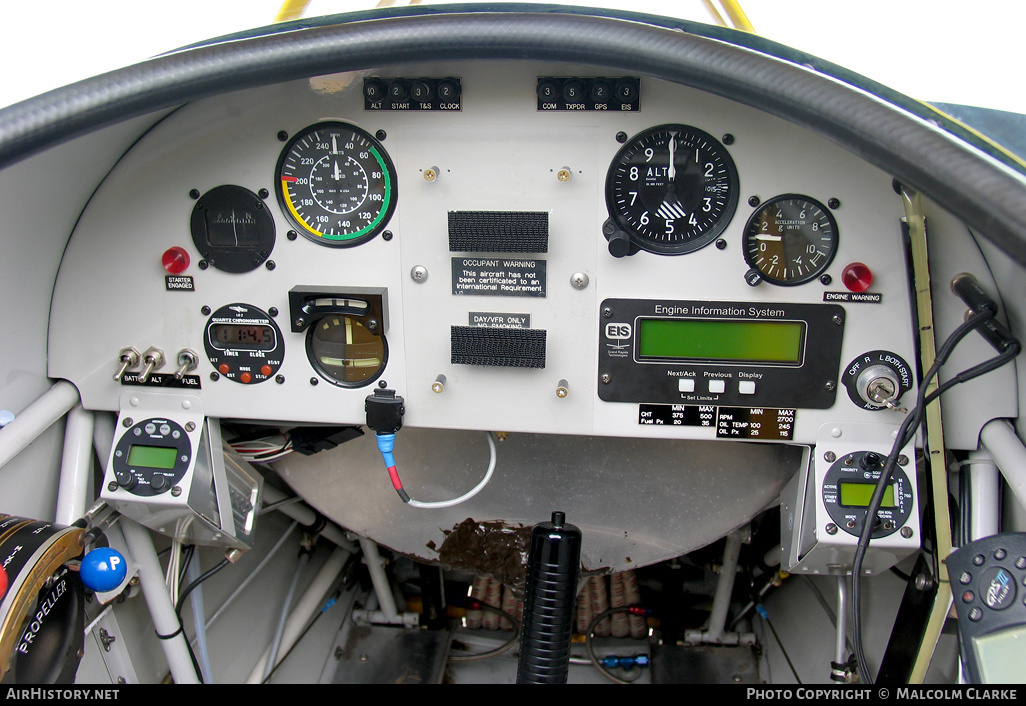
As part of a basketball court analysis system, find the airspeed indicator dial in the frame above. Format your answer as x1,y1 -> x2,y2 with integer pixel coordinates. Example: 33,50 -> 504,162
743,195 -> 838,285
275,122 -> 397,247
605,124 -> 739,255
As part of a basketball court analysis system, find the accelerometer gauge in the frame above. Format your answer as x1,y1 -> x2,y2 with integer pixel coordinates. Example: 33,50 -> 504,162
605,124 -> 739,255
190,185 -> 275,273
307,315 -> 388,388
275,121 -> 397,247
743,195 -> 838,285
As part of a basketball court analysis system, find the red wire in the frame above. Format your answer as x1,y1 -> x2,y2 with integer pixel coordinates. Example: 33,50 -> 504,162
387,465 -> 403,491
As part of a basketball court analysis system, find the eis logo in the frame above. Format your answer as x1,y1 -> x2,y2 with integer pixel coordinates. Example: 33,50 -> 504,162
605,323 -> 632,348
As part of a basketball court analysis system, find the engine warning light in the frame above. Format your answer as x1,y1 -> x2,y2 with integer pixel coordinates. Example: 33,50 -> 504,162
842,262 -> 873,293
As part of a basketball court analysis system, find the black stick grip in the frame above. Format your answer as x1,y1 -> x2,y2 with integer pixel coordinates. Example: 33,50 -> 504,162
516,511 -> 582,684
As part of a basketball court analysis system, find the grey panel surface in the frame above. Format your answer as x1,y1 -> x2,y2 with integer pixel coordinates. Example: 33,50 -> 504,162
276,428 -> 803,575
327,625 -> 450,684
652,644 -> 760,684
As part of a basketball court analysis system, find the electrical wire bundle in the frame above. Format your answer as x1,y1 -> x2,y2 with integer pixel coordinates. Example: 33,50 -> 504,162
228,432 -> 294,463
850,284 -> 1021,684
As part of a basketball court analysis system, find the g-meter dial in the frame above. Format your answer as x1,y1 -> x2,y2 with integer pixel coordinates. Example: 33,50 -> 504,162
743,195 -> 838,285
276,122 -> 397,247
605,124 -> 739,255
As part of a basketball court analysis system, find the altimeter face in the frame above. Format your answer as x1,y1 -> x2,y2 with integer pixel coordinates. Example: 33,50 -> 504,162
605,124 -> 739,254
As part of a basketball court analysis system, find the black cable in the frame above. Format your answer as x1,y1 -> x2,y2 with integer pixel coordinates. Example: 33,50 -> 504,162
178,544 -> 196,589
175,558 -> 231,617
889,566 -> 912,583
850,331 -> 967,682
925,343 -> 1020,405
957,458 -> 973,550
260,588 -> 342,684
259,552 -> 363,684
171,557 -> 232,684
759,609 -> 802,684
850,309 -> 1015,683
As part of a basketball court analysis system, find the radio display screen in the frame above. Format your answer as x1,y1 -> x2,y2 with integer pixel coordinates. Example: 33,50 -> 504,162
839,482 -> 896,508
127,445 -> 178,470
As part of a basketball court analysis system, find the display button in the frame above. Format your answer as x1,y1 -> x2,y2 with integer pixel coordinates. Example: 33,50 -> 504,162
708,380 -> 726,394
738,380 -> 756,395
678,379 -> 695,393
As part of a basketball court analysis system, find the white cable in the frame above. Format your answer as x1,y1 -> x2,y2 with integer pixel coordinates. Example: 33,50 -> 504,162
186,553 -> 214,683
263,550 -> 308,682
407,431 -> 497,509
121,521 -> 200,684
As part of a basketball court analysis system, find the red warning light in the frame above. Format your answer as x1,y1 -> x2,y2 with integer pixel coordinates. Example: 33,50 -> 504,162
842,262 -> 873,293
162,246 -> 190,274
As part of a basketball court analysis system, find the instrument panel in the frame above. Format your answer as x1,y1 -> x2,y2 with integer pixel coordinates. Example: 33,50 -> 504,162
48,60 -> 929,446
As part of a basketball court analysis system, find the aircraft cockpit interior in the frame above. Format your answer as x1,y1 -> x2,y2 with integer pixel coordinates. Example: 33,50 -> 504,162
2,0 -> 1026,687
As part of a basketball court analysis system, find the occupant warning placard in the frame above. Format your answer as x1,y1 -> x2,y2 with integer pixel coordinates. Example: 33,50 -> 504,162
452,257 -> 546,297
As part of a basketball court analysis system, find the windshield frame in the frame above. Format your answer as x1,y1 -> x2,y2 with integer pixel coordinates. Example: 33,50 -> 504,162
1,3 -> 1024,261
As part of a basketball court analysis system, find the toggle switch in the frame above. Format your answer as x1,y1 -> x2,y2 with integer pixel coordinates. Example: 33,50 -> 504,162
138,347 -> 165,383
174,349 -> 199,379
113,347 -> 141,382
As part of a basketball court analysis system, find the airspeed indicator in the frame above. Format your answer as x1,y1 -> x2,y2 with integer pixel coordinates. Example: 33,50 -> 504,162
275,122 -> 397,248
